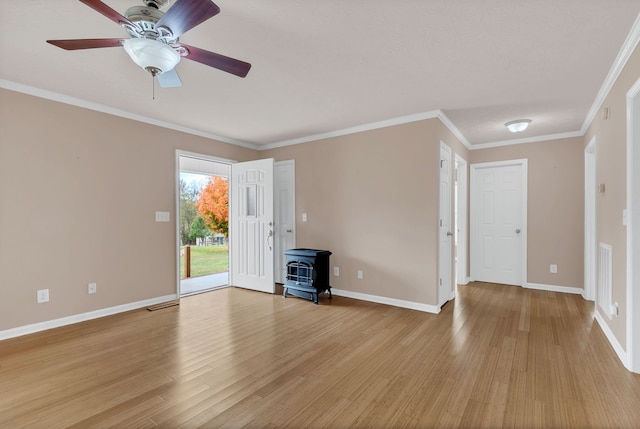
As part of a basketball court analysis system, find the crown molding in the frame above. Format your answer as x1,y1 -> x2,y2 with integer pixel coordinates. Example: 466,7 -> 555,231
259,110 -> 442,150
0,79 -> 260,151
437,110 -> 472,150
581,12 -> 640,134
469,130 -> 584,150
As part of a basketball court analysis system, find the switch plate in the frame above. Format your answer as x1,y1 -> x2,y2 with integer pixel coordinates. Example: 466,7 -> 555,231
37,289 -> 49,303
357,270 -> 363,279
88,282 -> 97,294
155,211 -> 170,222
302,213 -> 308,222
334,266 -> 340,276
550,264 -> 558,274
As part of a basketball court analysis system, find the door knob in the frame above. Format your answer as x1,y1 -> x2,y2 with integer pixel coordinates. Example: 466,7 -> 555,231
516,229 -> 521,234
446,231 -> 453,237
286,229 -> 292,233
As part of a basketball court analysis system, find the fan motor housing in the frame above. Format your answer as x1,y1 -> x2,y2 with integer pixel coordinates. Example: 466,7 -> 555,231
124,5 -> 177,43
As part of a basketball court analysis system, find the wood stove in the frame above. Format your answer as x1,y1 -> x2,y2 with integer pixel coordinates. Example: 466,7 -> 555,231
283,248 -> 332,304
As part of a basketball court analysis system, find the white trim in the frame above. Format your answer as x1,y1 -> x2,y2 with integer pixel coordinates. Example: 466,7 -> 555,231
584,137 -> 597,302
331,289 -> 441,314
0,294 -> 177,341
525,283 -> 583,295
454,154 -> 468,287
582,13 -> 640,134
595,310 -> 628,367
626,76 -> 640,373
438,141 -> 453,307
0,79 -> 259,151
469,131 -> 583,150
438,111 -> 472,150
260,110 -> 441,150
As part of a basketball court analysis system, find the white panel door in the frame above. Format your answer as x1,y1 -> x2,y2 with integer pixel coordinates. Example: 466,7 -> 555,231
439,142 -> 453,306
471,160 -> 527,286
230,158 -> 275,293
274,161 -> 295,284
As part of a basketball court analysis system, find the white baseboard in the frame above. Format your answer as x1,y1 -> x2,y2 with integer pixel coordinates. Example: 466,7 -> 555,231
594,310 -> 628,368
525,282 -> 583,295
331,289 -> 440,314
0,294 -> 178,341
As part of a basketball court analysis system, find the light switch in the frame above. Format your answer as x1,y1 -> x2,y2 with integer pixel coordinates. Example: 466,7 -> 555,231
155,211 -> 170,222
302,213 -> 308,222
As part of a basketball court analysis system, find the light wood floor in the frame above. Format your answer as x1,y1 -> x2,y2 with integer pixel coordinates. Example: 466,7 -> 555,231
2,283 -> 640,428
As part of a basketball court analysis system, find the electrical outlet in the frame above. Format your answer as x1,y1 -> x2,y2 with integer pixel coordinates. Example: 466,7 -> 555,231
357,270 -> 363,279
550,264 -> 558,274
333,266 -> 340,276
37,289 -> 49,303
88,282 -> 97,294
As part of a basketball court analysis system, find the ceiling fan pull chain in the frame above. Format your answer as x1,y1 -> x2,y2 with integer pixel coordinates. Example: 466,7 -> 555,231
152,73 -> 155,100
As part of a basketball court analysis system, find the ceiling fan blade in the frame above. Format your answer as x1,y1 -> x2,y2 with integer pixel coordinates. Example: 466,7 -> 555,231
79,0 -> 135,27
156,0 -> 220,39
180,44 -> 251,78
157,69 -> 183,88
47,38 -> 125,50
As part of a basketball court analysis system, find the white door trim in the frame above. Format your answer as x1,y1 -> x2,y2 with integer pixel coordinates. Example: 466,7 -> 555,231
438,141 -> 453,306
584,137 -> 597,301
274,160 -> 296,284
470,159 -> 528,287
626,76 -> 640,373
175,150 -> 235,296
455,154 -> 468,286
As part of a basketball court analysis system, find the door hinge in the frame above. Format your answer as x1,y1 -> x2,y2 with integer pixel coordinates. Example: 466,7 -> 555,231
439,278 -> 442,286
440,160 -> 444,168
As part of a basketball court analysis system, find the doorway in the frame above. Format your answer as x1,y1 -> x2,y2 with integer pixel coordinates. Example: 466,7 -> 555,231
455,154 -> 468,286
584,137 -> 597,301
176,152 -> 231,297
470,159 -> 528,286
627,77 -> 640,373
438,142 -> 453,306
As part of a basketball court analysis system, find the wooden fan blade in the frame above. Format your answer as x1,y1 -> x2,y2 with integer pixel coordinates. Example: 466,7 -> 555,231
79,0 -> 135,27
47,38 -> 125,50
156,0 -> 220,38
180,44 -> 251,78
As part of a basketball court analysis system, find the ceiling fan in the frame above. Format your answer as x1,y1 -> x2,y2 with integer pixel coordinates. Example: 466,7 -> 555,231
47,0 -> 251,88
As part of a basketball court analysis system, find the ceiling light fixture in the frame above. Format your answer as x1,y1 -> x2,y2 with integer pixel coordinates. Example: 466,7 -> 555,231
505,119 -> 532,133
123,38 -> 181,76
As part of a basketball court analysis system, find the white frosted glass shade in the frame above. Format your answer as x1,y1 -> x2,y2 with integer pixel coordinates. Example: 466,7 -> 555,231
123,38 -> 180,74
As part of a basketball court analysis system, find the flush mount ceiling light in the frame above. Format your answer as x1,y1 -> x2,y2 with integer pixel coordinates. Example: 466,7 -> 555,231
505,119 -> 532,133
123,38 -> 181,76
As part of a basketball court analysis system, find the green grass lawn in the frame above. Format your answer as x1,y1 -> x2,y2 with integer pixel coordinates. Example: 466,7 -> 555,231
181,245 -> 228,279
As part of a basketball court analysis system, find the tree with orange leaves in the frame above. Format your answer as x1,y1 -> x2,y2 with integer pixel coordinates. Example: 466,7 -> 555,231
196,176 -> 229,237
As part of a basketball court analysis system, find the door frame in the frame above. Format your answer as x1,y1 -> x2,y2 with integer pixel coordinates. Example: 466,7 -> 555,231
626,76 -> 640,373
274,160 -> 296,284
175,150 -> 235,296
455,154 -> 468,286
584,137 -> 597,301
470,159 -> 528,286
438,141 -> 453,306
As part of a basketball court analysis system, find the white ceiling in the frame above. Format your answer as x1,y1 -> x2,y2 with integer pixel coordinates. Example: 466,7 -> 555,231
1,0 -> 639,149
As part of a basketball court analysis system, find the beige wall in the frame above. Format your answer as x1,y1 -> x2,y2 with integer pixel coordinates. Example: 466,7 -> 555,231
264,119 -> 448,305
0,88 -> 258,331
470,138 -> 585,289
584,42 -> 640,349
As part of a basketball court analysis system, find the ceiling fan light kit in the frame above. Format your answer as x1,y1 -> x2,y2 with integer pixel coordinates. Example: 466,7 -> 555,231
46,0 -> 251,88
123,38 -> 180,76
505,119 -> 532,133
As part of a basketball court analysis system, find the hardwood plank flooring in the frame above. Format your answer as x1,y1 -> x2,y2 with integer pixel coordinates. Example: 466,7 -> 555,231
1,282 -> 640,428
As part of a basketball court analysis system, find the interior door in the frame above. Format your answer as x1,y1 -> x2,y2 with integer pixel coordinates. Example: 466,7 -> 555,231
230,158 -> 275,293
274,161 -> 296,284
438,142 -> 452,306
471,160 -> 527,286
